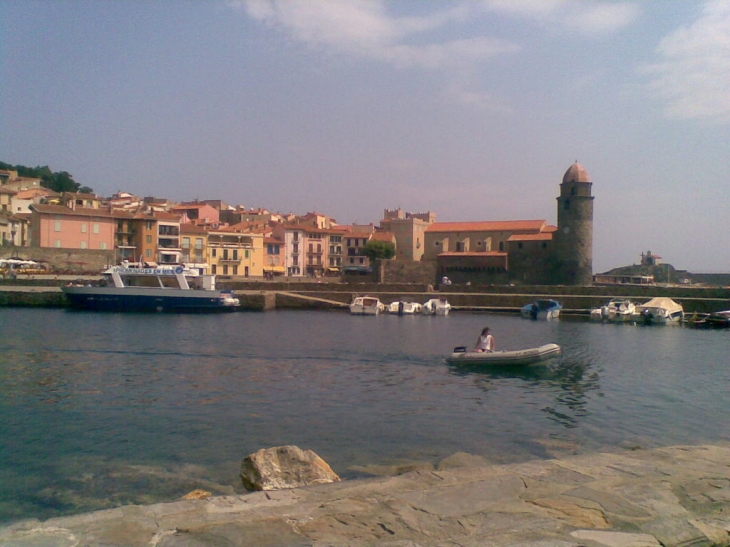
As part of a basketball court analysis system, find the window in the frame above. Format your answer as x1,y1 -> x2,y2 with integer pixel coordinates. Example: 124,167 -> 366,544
212,248 -> 217,257
80,241 -> 87,249
233,266 -> 238,275
564,199 -> 570,210
223,265 -> 228,275
81,223 -> 88,233
93,223 -> 100,234
146,221 -> 154,230
54,220 -> 61,232
182,237 -> 190,249
55,240 -> 61,248
195,238 -> 203,249
233,249 -> 238,260
146,249 -> 152,257
245,249 -> 249,258
146,235 -> 152,244
101,242 -> 107,250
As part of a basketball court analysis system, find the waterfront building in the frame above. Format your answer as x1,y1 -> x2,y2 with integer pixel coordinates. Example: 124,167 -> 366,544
180,224 -> 208,267
343,224 -> 376,274
128,211 -> 182,264
206,223 -> 263,277
264,235 -> 285,276
29,203 -> 117,251
420,162 -> 594,285
170,201 -> 220,228
379,208 -> 435,262
271,222 -> 306,277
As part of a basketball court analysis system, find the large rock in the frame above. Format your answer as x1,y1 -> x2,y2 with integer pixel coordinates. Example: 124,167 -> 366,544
241,445 -> 341,491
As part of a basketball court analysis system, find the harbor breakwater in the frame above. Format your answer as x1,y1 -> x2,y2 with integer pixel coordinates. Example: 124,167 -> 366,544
1,279 -> 729,313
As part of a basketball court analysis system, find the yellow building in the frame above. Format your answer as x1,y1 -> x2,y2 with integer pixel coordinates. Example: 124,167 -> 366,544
207,224 -> 263,277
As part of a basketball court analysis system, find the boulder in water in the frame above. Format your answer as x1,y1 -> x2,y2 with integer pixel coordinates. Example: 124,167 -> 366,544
241,445 -> 341,491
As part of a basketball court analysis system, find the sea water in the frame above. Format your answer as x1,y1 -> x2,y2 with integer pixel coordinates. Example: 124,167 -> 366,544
0,308 -> 728,523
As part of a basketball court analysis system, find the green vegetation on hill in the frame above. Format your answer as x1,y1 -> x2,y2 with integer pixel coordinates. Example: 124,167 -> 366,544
0,161 -> 94,194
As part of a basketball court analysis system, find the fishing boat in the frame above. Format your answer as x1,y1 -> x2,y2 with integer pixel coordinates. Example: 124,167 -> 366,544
349,296 -> 385,315
422,297 -> 451,316
632,297 -> 684,325
446,343 -> 562,366
61,262 -> 240,312
684,310 -> 730,329
589,299 -> 636,322
387,300 -> 422,315
520,299 -> 562,320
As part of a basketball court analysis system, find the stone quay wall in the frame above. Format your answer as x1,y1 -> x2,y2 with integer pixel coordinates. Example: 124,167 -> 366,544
1,278 -> 729,313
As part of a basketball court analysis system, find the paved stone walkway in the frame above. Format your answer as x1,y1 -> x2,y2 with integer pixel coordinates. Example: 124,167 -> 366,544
2,444 -> 730,546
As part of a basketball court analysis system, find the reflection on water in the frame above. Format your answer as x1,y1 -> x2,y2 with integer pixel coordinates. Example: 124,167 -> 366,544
1,308 -> 729,523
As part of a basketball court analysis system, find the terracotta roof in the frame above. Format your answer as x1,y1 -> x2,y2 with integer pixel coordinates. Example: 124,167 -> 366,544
15,188 -> 58,199
171,203 -> 209,210
180,224 -> 208,234
371,231 -> 395,242
63,192 -> 98,199
426,220 -> 547,233
31,204 -> 119,219
507,233 -> 554,242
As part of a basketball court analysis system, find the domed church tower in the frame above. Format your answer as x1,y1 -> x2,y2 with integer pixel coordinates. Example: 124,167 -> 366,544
556,161 -> 594,285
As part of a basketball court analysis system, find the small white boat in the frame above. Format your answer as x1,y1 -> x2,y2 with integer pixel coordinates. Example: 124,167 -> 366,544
422,297 -> 451,316
387,300 -> 422,315
446,343 -> 562,366
589,299 -> 636,322
521,299 -> 562,320
632,297 -> 684,325
349,296 -> 385,315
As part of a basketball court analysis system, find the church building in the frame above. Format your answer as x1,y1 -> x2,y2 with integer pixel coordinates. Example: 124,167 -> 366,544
424,162 -> 595,285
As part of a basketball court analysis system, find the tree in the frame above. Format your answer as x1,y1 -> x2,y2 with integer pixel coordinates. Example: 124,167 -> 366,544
0,161 -> 93,194
43,171 -> 81,193
362,240 -> 395,261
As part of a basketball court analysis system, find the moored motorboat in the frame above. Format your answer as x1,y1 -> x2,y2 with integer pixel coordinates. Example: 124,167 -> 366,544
632,297 -> 684,325
387,300 -> 422,315
446,343 -> 562,366
521,299 -> 562,320
349,296 -> 385,315
61,262 -> 240,312
422,297 -> 451,316
589,299 -> 636,322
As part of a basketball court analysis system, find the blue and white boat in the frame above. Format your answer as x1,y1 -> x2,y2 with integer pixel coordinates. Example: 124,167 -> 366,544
62,262 -> 240,312
520,299 -> 562,320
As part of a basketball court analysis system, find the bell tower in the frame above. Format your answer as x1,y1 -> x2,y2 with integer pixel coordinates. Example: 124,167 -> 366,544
556,161 -> 594,285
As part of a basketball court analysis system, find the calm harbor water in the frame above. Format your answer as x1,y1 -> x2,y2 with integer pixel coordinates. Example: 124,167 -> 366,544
1,307 -> 729,523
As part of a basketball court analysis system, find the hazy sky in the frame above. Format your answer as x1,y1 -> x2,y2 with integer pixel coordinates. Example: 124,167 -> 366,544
2,1 -> 729,273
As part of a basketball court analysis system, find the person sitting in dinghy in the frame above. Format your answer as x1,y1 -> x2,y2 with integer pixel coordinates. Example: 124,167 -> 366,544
474,327 -> 495,353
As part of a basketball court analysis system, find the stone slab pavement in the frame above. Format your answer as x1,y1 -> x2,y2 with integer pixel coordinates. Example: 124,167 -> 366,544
2,444 -> 730,547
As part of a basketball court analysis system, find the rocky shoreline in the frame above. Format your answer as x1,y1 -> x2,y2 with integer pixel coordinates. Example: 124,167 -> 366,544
2,444 -> 730,547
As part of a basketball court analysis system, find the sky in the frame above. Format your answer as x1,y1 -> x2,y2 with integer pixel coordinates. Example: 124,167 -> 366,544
2,0 -> 729,273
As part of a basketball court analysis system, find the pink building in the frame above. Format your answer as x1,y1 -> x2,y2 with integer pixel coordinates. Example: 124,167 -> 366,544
30,204 -> 116,251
